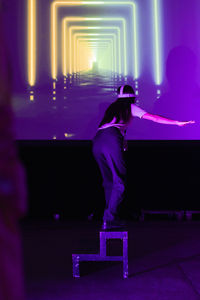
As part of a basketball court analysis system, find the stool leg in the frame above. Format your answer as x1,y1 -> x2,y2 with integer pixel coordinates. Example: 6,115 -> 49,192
100,232 -> 106,257
72,255 -> 80,278
185,211 -> 192,221
123,236 -> 128,279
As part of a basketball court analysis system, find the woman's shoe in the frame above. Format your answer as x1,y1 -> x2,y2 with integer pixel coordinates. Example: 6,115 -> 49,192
102,219 -> 127,230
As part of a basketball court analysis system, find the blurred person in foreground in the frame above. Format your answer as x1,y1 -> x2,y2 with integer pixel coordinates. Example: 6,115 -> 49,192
0,2 -> 27,300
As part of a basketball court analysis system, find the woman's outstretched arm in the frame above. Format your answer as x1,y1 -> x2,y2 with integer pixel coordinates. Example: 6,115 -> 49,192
142,113 -> 195,126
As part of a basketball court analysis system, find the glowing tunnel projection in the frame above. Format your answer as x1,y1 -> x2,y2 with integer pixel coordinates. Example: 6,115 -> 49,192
27,1 -> 163,85
77,38 -> 115,73
62,17 -> 127,76
72,33 -> 117,74
152,0 -> 163,85
71,30 -> 118,74
86,43 -> 113,72
28,0 -> 36,86
77,40 -> 113,72
51,1 -> 139,80
68,26 -> 121,74
77,41 -> 113,72
69,26 -> 121,74
76,37 -> 115,73
77,39 -> 114,72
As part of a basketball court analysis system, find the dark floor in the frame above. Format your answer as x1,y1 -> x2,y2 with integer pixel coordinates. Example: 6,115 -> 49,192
22,219 -> 200,300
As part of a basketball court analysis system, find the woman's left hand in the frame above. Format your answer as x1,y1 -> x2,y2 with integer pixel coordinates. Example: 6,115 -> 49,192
177,120 -> 195,126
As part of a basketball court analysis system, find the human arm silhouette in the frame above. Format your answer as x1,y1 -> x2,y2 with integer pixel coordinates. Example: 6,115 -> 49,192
142,113 -> 195,126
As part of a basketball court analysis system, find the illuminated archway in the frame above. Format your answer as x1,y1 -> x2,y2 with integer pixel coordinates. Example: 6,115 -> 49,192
72,33 -> 117,74
68,26 -> 121,74
77,38 -> 115,72
27,0 -> 162,86
77,40 -> 113,72
50,1 -> 138,79
62,17 -> 126,75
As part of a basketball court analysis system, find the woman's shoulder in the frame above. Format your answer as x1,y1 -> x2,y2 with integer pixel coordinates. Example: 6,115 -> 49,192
131,103 -> 147,118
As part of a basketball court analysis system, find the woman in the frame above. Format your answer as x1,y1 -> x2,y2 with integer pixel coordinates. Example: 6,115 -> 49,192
92,85 -> 194,229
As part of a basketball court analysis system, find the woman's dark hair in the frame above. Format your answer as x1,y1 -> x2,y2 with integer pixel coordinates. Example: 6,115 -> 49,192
98,85 -> 136,127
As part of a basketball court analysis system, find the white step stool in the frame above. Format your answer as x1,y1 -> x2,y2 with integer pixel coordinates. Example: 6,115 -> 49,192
72,231 -> 128,279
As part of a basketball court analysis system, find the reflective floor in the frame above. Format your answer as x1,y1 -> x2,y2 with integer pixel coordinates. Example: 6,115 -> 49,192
12,71 -> 155,140
12,70 -> 200,140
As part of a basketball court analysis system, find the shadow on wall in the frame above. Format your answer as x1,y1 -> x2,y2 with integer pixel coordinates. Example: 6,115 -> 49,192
152,45 -> 200,139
